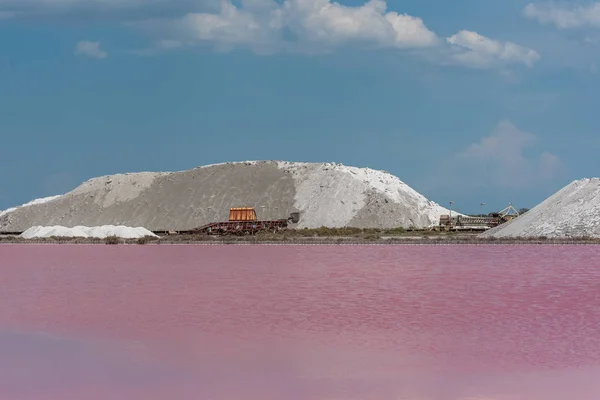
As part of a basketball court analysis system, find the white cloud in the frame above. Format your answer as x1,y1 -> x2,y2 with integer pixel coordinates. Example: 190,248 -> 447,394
177,0 -> 284,50
130,0 -> 536,69
143,0 -> 438,53
280,0 -> 438,49
524,2 -> 600,29
2,0 -> 540,69
457,121 -> 564,189
74,41 -> 107,59
446,30 -> 540,68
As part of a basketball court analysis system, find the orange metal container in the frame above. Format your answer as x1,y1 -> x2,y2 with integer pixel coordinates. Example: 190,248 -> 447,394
229,207 -> 258,222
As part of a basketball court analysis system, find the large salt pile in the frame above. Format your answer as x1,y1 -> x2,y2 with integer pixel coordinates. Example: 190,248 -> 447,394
1,161 -> 455,231
21,225 -> 158,239
480,178 -> 600,239
0,195 -> 61,218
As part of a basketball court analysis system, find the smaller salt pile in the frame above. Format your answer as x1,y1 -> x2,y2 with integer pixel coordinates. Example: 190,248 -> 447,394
480,178 -> 600,238
21,225 -> 158,239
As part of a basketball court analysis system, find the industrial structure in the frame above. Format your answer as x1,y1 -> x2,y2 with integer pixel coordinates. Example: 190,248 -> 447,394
437,204 -> 520,232
187,207 -> 300,236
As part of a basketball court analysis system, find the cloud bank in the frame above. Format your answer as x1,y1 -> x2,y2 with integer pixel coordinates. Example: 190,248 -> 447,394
2,0 -> 539,69
131,0 -> 538,68
458,120 -> 564,189
524,2 -> 600,29
446,30 -> 540,69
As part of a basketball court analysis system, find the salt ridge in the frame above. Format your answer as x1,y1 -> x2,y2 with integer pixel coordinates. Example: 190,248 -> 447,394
67,172 -> 168,208
480,178 -> 600,238
196,161 -> 260,169
21,225 -> 158,239
2,160 -> 455,230
277,161 -> 456,228
0,195 -> 62,218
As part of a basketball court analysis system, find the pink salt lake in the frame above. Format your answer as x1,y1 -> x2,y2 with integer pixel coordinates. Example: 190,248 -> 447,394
1,244 -> 600,399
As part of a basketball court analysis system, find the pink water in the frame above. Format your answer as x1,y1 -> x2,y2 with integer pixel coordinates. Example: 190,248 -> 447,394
1,244 -> 600,399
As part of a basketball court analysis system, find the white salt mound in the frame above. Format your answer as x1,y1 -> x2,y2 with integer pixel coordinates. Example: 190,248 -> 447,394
2,160 -> 459,231
480,178 -> 600,238
21,225 -> 158,239
0,195 -> 61,218
276,161 -> 458,228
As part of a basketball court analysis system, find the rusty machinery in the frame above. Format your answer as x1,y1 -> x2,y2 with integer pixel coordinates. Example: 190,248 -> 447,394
438,204 -> 521,232
189,207 -> 300,236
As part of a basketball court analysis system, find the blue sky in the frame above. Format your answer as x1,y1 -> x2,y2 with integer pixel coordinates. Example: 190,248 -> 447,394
1,0 -> 599,214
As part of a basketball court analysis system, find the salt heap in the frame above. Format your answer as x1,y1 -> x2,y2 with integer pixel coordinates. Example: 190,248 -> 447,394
480,178 -> 600,238
1,161 -> 456,231
0,195 -> 61,218
21,225 -> 158,239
